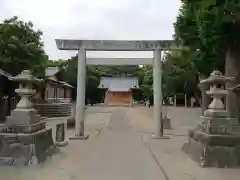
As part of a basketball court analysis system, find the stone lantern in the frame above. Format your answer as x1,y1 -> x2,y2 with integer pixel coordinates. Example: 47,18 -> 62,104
183,70 -> 240,168
201,70 -> 233,118
5,70 -> 43,126
0,70 -> 55,166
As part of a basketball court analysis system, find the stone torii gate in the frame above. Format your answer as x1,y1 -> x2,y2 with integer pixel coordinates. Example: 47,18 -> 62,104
55,39 -> 181,139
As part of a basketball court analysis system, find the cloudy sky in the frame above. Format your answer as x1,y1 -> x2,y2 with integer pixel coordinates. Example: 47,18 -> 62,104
0,0 -> 181,60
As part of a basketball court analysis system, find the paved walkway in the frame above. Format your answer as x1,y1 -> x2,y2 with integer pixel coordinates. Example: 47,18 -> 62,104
128,107 -> 240,180
74,108 -> 165,180
0,109 -> 113,180
3,106 -> 240,180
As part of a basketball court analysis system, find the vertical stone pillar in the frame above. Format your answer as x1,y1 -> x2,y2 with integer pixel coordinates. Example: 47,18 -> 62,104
75,48 -> 86,137
185,94 -> 187,107
174,95 -> 177,107
199,83 -> 210,115
153,49 -> 163,137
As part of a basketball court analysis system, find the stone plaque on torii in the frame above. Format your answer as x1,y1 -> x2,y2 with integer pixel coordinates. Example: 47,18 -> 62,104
55,39 -> 183,139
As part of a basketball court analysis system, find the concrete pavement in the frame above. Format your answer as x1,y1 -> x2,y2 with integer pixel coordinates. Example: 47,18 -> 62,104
1,106 -> 240,180
0,107 -> 167,180
128,106 -> 240,180
0,108 -> 112,180
73,108 -> 166,180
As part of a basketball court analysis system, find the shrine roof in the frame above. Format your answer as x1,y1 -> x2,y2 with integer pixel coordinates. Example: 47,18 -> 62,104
0,69 -> 12,78
98,77 -> 139,89
45,67 -> 60,77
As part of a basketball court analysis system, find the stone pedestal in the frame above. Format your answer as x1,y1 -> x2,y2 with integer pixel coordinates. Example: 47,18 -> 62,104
162,116 -> 171,129
183,129 -> 240,167
183,70 -> 240,168
0,128 -> 54,166
183,114 -> 240,168
45,117 -> 68,147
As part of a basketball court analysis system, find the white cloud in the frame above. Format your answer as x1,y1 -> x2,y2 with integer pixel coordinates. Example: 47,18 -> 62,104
0,0 -> 181,60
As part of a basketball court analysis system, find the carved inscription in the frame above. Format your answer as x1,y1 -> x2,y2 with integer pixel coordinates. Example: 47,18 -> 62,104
136,40 -> 176,50
56,39 -> 178,50
1,127 -> 19,133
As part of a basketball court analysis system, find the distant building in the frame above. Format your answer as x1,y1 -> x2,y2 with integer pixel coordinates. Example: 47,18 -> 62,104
44,67 -> 73,102
98,77 -> 139,106
0,67 -> 74,104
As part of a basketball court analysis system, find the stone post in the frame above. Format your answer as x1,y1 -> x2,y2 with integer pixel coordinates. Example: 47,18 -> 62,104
153,49 -> 163,138
184,94 -> 187,107
199,83 -> 210,115
72,48 -> 87,139
174,95 -> 177,107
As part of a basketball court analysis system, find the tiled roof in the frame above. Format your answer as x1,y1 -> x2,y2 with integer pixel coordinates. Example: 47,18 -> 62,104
0,69 -> 12,78
45,67 -> 60,77
98,77 -> 139,90
47,77 -> 74,88
59,81 -> 74,88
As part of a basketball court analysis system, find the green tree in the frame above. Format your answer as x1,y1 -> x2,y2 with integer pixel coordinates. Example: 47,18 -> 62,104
162,51 -> 199,104
174,0 -> 240,115
140,66 -> 153,102
63,56 -> 102,103
47,59 -> 68,68
0,16 -> 47,77
174,0 -> 240,75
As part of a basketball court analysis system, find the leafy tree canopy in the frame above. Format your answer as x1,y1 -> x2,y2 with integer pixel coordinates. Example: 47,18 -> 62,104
174,0 -> 240,75
162,51 -> 198,98
47,59 -> 68,68
0,16 -> 47,77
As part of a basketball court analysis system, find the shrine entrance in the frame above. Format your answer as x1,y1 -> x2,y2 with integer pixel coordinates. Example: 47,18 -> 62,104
55,39 -> 181,138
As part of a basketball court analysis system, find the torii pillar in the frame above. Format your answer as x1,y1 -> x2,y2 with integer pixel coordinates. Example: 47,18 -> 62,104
75,48 -> 86,137
153,49 -> 163,137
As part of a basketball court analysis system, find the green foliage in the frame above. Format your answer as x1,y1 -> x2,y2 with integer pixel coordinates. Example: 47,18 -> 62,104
63,56 -> 102,102
174,0 -> 240,75
140,66 -> 153,99
47,59 -> 68,68
94,65 -> 140,77
137,51 -> 199,102
162,51 -> 198,98
0,16 -> 47,77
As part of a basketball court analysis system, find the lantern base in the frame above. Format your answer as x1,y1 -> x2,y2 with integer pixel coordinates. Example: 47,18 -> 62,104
183,129 -> 240,168
0,128 -> 57,166
5,108 -> 43,126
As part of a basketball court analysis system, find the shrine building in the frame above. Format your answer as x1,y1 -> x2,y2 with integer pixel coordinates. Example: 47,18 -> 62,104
98,77 -> 139,106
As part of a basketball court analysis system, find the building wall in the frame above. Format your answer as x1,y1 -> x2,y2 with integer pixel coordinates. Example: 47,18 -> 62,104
45,82 -> 70,100
65,88 -> 71,98
45,83 -> 55,99
58,86 -> 65,99
105,91 -> 132,105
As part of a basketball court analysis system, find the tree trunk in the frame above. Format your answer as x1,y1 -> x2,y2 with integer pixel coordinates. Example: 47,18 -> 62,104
225,49 -> 240,120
